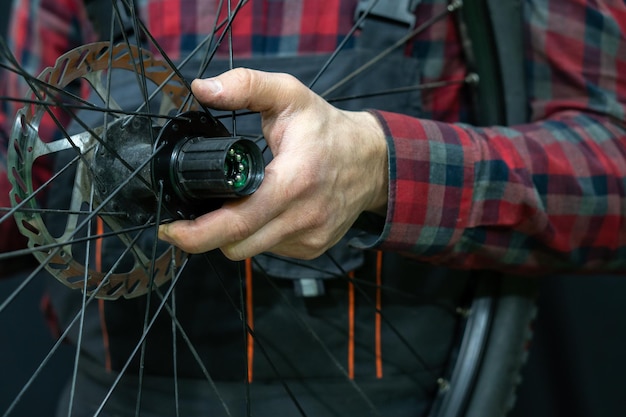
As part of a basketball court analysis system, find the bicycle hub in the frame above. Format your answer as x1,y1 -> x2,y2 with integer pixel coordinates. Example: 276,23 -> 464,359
92,110 -> 264,225
152,111 -> 265,219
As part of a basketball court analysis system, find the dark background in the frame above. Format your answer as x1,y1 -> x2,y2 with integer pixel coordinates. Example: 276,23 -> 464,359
1,0 -> 625,414
510,274 -> 626,417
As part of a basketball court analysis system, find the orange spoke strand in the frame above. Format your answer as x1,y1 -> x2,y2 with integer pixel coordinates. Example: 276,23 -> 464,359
245,258 -> 254,383
375,251 -> 383,379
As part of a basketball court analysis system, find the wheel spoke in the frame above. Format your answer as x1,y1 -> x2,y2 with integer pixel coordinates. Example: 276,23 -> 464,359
0,1 -> 534,416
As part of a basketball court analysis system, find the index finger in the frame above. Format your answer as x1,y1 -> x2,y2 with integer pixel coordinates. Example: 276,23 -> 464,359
157,181 -> 281,254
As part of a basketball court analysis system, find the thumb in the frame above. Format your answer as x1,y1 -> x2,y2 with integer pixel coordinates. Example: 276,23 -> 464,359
191,68 -> 312,115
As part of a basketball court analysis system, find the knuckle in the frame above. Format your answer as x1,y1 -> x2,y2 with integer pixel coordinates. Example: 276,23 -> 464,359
301,234 -> 330,256
291,221 -> 333,258
230,67 -> 253,84
227,214 -> 254,242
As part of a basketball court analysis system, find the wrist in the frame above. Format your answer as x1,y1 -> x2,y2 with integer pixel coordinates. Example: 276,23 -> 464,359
352,111 -> 389,216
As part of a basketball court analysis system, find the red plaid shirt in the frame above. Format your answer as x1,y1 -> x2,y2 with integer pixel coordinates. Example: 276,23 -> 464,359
1,0 -> 625,273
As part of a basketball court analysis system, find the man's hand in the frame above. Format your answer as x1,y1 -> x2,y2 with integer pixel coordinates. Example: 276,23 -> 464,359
158,68 -> 388,260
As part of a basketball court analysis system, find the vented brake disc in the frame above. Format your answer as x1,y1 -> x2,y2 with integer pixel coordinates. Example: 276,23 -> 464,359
7,42 -> 264,299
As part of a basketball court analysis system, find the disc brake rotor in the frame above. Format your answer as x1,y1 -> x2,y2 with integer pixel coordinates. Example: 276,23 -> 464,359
7,42 -> 193,299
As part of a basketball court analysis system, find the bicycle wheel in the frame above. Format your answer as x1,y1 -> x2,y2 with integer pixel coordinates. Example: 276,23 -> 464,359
0,1 -> 537,416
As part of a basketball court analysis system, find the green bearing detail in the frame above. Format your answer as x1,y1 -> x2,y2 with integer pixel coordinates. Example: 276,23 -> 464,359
225,144 -> 250,190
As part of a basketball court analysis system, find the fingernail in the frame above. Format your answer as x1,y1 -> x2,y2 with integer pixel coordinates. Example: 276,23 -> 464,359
204,78 -> 222,94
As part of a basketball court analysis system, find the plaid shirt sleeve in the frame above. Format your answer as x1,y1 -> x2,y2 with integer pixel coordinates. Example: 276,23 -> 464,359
365,0 -> 626,273
0,0 -> 93,254
1,0 -> 93,137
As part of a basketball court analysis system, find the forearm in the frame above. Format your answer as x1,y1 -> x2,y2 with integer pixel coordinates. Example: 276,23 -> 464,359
366,110 -> 626,273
